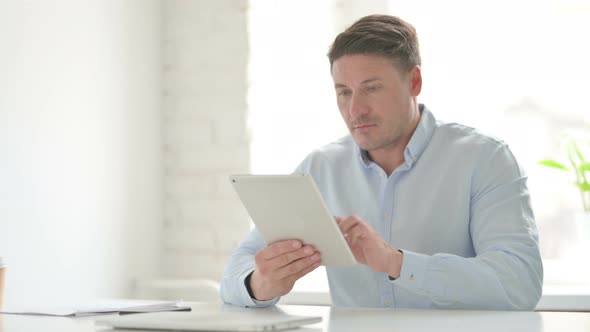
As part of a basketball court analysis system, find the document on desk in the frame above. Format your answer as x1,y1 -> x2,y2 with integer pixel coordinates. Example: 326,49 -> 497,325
0,300 -> 191,317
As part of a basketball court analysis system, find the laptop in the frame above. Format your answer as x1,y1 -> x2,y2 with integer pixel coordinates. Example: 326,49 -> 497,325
96,310 -> 322,331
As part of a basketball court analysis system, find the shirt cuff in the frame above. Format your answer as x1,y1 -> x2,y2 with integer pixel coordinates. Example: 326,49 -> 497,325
388,249 -> 429,290
238,268 -> 280,307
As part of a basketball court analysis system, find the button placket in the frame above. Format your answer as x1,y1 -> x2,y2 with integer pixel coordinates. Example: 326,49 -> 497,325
382,176 -> 398,307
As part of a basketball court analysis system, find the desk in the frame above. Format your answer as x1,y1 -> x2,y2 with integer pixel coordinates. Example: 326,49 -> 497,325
1,302 -> 589,332
281,285 -> 590,311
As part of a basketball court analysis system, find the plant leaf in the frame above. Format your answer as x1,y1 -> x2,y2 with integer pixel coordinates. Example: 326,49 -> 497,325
576,182 -> 590,192
538,159 -> 569,171
572,141 -> 587,163
579,162 -> 590,172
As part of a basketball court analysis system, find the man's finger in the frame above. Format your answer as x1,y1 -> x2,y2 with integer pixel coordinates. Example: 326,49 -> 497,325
285,259 -> 322,285
270,245 -> 315,269
261,240 -> 302,260
275,252 -> 321,280
346,223 -> 365,246
338,216 -> 360,234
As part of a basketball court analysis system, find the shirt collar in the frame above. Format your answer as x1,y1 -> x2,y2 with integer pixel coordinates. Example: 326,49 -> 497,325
355,104 -> 437,169
404,104 -> 436,167
356,143 -> 372,167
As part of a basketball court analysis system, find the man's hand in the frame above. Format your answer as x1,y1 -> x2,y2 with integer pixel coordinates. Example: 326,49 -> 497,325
249,240 -> 322,301
336,215 -> 403,278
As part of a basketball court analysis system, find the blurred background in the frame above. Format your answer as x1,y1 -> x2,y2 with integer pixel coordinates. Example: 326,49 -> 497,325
1,0 -> 589,306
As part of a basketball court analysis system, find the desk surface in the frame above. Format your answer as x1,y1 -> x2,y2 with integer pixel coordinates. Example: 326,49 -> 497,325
1,302 -> 589,332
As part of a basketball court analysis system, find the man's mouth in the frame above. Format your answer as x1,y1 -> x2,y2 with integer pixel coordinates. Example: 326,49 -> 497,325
353,124 -> 376,130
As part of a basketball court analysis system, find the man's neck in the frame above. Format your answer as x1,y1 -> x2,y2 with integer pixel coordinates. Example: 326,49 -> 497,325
368,142 -> 407,177
368,108 -> 422,177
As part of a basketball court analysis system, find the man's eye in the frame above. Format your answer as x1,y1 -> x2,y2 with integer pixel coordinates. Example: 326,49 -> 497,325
366,85 -> 382,92
338,90 -> 352,97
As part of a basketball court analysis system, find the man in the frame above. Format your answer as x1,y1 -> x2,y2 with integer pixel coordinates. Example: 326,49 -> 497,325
220,14 -> 543,310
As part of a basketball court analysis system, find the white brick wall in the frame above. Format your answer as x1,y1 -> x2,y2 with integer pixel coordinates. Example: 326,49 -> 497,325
162,0 -> 250,282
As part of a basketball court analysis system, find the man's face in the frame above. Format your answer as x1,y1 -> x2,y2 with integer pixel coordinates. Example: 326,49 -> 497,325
332,54 -> 421,152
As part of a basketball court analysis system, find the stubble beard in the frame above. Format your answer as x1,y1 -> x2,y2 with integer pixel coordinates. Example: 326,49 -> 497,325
352,119 -> 406,153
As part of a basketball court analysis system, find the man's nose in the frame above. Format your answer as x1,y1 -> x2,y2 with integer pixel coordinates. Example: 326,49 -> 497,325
348,93 -> 369,119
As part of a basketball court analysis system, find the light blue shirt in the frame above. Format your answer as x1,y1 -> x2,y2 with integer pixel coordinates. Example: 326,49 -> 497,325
220,105 -> 543,310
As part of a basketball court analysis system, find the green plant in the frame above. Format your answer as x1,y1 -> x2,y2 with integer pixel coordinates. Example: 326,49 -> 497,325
539,139 -> 590,212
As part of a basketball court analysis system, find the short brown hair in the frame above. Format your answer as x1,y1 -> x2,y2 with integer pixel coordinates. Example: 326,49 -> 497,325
328,15 -> 421,72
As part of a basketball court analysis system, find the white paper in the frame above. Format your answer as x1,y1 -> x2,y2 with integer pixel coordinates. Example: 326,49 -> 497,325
0,300 -> 191,317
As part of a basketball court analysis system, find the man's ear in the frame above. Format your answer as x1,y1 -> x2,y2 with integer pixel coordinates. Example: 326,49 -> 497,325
409,66 -> 422,96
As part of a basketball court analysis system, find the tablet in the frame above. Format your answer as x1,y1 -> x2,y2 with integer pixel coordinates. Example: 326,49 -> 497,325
229,174 -> 356,266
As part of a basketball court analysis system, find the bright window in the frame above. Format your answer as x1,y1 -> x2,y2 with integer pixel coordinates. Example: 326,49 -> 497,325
248,0 -> 590,295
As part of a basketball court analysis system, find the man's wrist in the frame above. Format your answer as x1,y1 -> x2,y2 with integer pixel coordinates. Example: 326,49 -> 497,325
387,248 -> 404,280
245,271 -> 257,300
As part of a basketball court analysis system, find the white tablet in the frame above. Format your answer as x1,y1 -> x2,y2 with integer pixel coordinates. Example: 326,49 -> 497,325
229,174 -> 356,266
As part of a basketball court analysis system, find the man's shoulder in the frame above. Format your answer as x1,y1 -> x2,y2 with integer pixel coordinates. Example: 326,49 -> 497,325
297,135 -> 356,172
315,135 -> 356,155
434,120 -> 507,151
427,119 -> 521,173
